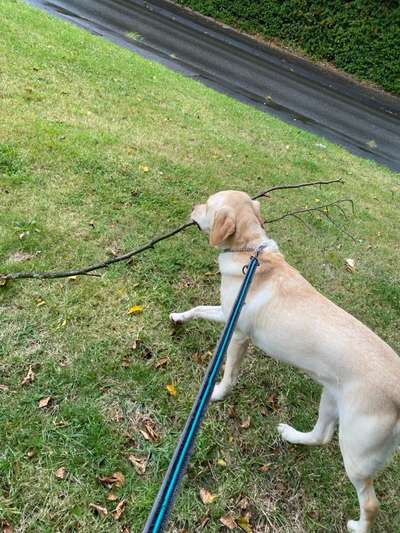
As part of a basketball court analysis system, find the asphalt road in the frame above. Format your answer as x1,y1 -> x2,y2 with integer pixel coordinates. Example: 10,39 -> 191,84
27,0 -> 400,171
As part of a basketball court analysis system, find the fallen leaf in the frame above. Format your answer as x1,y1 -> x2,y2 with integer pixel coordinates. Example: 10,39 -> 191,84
240,416 -> 251,429
237,513 -> 252,533
166,383 -> 177,396
120,527 -> 131,533
98,471 -> 125,488
106,492 -> 118,502
27,448 -> 36,459
128,454 -> 148,475
0,384 -> 9,392
217,458 -> 227,467
140,165 -> 150,173
199,488 -> 216,505
259,463 -> 271,473
36,297 -> 46,307
228,405 -> 237,418
238,497 -> 249,510
128,305 -> 143,315
139,418 -> 159,442
0,278 -> 7,287
1,521 -> 13,533
220,515 -> 236,530
89,503 -> 108,518
55,467 -> 66,480
266,393 -> 279,411
154,357 -> 169,368
8,251 -> 34,262
345,258 -> 356,273
112,500 -> 126,520
21,366 -> 35,386
38,396 -> 51,409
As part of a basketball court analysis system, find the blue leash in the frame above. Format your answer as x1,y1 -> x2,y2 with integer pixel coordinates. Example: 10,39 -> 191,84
142,245 -> 265,532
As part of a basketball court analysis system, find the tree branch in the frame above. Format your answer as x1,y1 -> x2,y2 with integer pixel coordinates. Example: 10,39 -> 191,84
252,177 -> 343,199
1,178 -> 348,283
264,199 -> 356,241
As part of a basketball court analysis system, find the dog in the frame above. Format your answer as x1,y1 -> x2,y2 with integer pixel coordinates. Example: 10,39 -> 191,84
170,190 -> 400,532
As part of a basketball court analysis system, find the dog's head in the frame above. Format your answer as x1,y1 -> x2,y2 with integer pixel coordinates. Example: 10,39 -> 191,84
191,190 -> 263,247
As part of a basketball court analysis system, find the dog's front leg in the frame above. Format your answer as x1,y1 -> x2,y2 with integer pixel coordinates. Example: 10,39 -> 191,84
170,305 -> 224,324
211,331 -> 249,401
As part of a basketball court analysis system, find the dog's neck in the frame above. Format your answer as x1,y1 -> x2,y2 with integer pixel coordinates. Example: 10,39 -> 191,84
221,224 -> 278,254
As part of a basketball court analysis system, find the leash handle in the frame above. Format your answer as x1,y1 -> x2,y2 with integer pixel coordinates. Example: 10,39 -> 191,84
142,247 -> 264,532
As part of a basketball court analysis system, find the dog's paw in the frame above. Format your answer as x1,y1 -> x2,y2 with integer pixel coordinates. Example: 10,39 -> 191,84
347,520 -> 361,532
170,312 -> 184,324
211,382 -> 227,402
277,423 -> 299,443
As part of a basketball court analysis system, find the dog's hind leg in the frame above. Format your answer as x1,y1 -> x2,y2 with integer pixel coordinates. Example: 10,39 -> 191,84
278,388 -> 337,445
170,305 -> 224,324
211,331 -> 249,401
339,407 -> 399,532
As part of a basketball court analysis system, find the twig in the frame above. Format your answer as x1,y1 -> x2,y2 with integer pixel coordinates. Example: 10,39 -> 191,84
264,199 -> 356,241
1,179 -> 347,283
252,177 -> 343,199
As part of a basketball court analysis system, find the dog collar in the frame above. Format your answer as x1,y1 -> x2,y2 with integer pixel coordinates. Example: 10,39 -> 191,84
222,242 -> 270,254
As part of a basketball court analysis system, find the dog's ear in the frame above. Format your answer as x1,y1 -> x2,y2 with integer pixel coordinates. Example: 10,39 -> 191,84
252,200 -> 264,226
209,207 -> 236,246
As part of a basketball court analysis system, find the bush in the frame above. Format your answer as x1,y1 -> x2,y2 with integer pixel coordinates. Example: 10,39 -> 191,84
176,0 -> 400,95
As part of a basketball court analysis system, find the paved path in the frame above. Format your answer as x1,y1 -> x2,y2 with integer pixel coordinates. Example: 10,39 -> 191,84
27,0 -> 400,171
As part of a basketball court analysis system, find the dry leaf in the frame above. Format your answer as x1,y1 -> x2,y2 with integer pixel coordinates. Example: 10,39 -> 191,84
0,278 -> 7,287
98,471 -> 125,488
237,513 -> 252,533
0,384 -> 9,392
199,488 -> 216,505
9,251 -> 34,262
38,396 -> 51,409
27,448 -> 36,459
217,458 -> 227,467
166,383 -> 177,396
240,416 -> 251,429
259,464 -> 271,473
89,503 -> 108,518
120,527 -> 131,533
154,357 -> 169,368
106,492 -> 118,502
345,258 -> 356,273
238,497 -> 249,510
55,467 -> 66,480
128,305 -> 143,315
2,521 -> 13,533
112,500 -> 126,520
21,366 -> 35,386
140,165 -> 150,173
128,454 -> 148,475
220,515 -> 236,530
139,418 -> 159,442
36,297 -> 46,307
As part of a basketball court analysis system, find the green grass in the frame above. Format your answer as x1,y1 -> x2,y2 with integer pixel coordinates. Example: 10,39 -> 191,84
0,1 -> 399,531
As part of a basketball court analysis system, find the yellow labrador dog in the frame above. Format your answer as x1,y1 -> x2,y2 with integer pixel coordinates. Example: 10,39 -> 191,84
170,190 -> 400,532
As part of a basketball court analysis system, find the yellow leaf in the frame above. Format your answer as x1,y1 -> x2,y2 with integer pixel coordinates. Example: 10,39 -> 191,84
166,383 -> 177,396
128,305 -> 143,315
237,514 -> 253,533
140,165 -> 150,173
217,458 -> 226,467
199,488 -> 216,505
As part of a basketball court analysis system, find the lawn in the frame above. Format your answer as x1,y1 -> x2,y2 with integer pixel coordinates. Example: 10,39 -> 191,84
0,1 -> 399,532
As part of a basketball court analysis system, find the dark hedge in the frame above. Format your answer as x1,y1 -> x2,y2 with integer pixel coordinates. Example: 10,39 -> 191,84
176,0 -> 400,95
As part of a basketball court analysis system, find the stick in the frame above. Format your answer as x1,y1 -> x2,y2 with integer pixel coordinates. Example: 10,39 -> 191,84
0,179 -> 347,283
